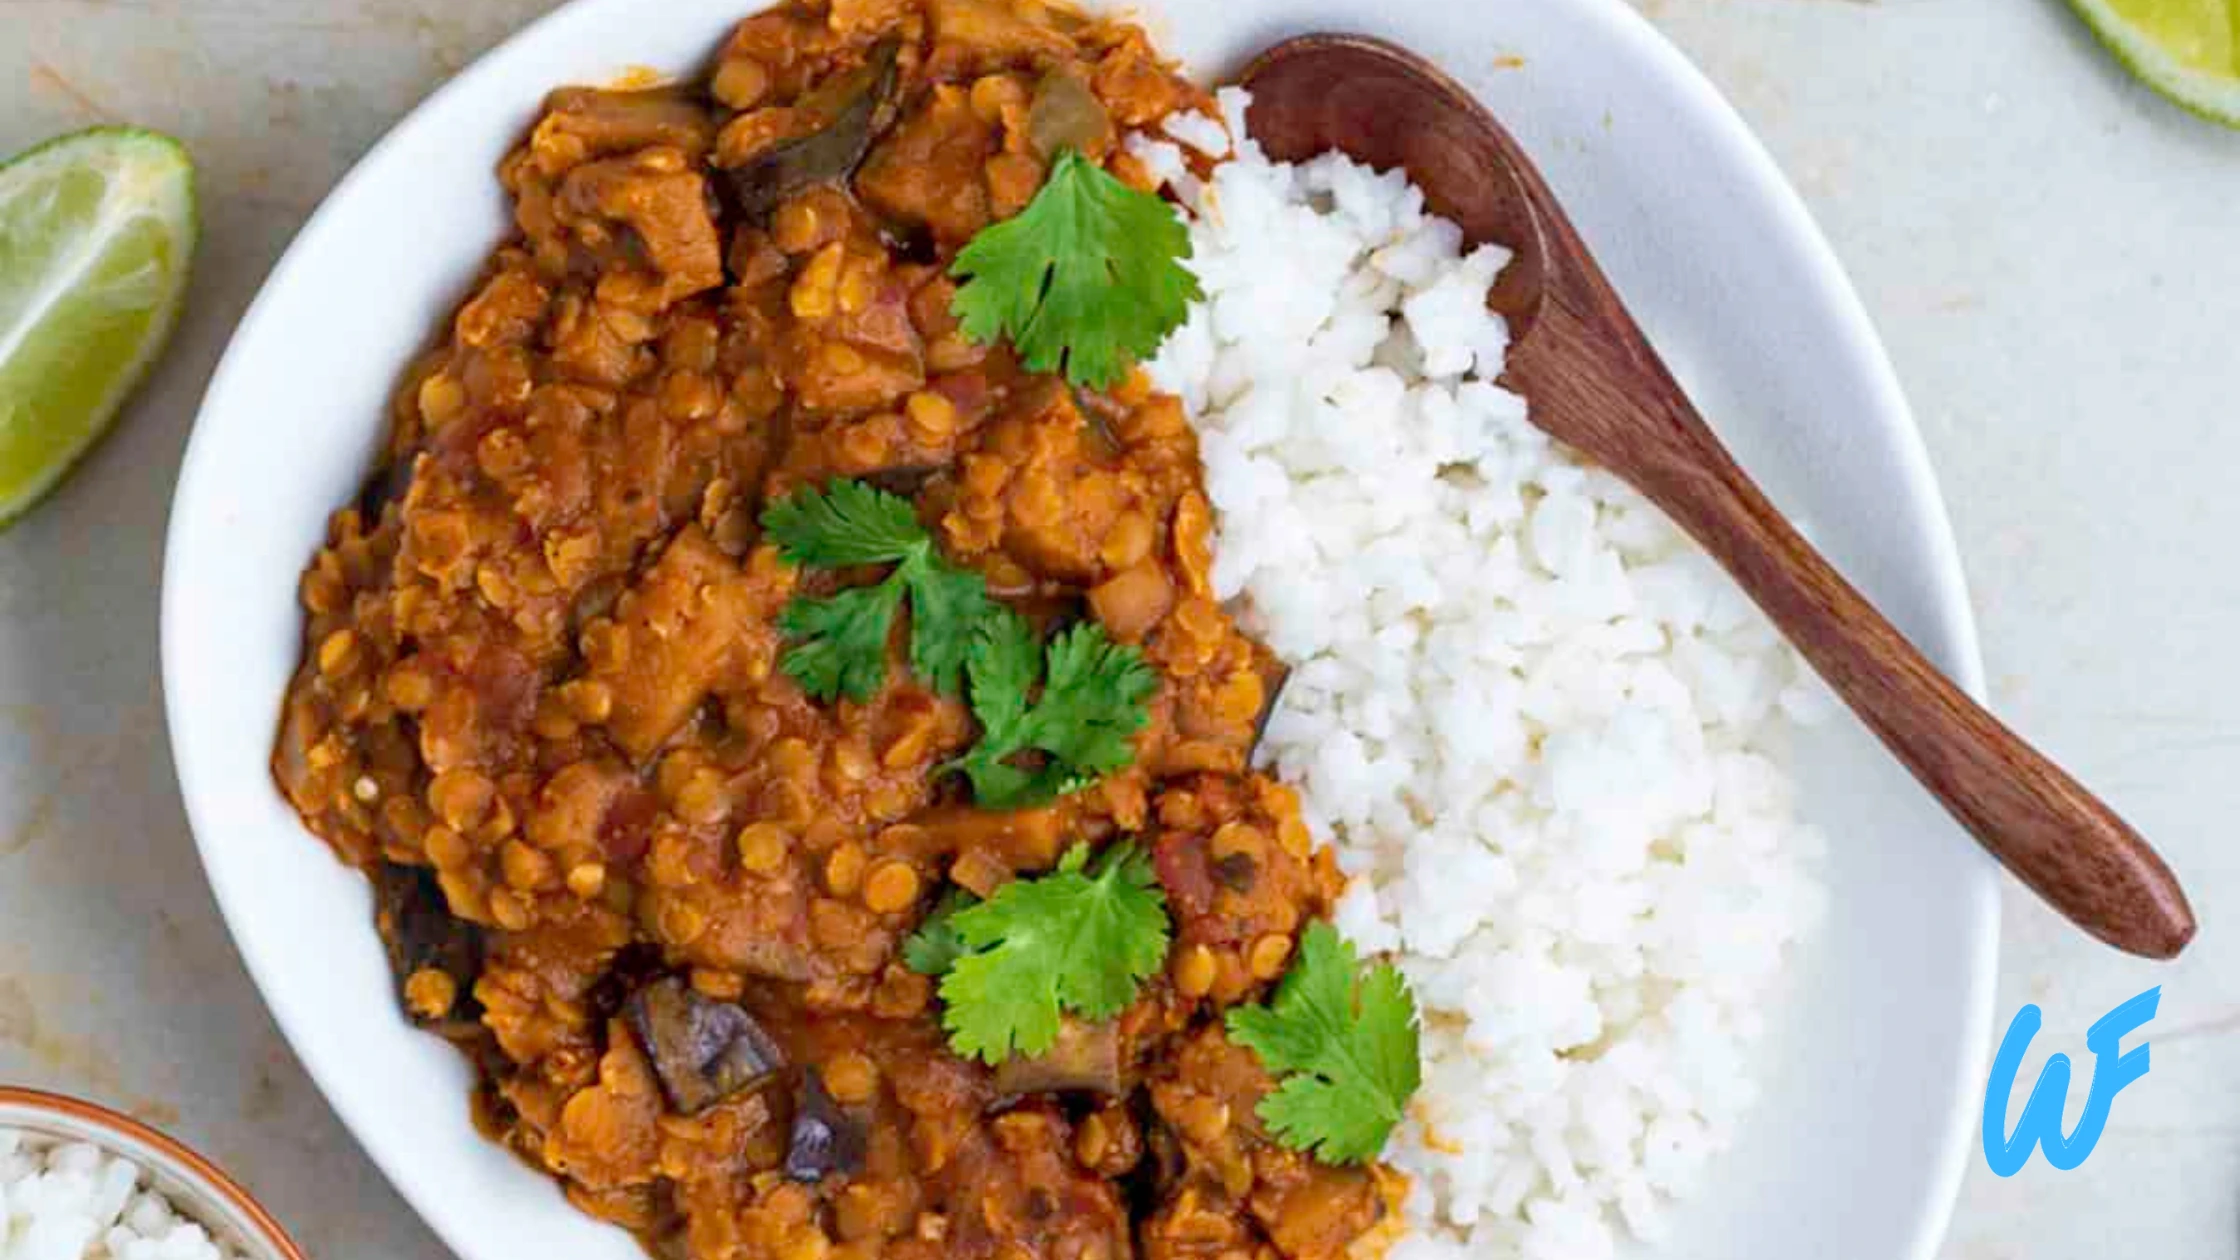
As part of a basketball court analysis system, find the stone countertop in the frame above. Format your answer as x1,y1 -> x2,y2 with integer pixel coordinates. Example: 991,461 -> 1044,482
1,1 -> 2233,1256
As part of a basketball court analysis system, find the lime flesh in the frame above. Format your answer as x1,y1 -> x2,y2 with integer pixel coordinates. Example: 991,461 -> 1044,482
2067,0 -> 2240,127
0,127 -> 198,530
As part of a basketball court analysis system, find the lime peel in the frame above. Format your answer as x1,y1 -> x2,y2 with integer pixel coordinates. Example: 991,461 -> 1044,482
2066,0 -> 2240,129
0,126 -> 198,529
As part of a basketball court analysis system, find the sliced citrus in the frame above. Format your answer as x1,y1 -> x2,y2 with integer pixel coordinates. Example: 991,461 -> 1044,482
2067,0 -> 2240,128
0,127 -> 198,529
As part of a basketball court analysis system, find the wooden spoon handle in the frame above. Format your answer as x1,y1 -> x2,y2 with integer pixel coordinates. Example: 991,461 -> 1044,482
1516,299 -> 2196,959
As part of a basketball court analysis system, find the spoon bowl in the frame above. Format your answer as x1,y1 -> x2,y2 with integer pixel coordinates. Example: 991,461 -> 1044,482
1243,33 -> 2195,959
1242,35 -> 1553,335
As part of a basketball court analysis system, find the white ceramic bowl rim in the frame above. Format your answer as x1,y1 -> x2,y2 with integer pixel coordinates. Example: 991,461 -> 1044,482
161,2 -> 1999,1258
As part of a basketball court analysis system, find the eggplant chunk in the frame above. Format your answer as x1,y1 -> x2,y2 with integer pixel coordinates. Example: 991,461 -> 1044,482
1027,70 -> 1113,161
624,977 -> 787,1114
785,1068 -> 867,1182
993,1017 -> 1126,1098
354,454 -> 417,523
1248,646 -> 1291,759
721,39 -> 901,221
373,863 -> 485,1037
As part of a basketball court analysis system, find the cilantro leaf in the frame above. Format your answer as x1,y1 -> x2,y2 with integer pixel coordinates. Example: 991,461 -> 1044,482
1226,923 -> 1422,1165
777,578 -> 905,703
764,480 -> 1153,784
762,480 -> 994,701
903,888 -> 978,976
904,558 -> 993,697
763,477 -> 925,568
963,607 -> 1042,736
950,148 -> 1203,389
936,844 -> 1170,1063
1035,624 -> 1157,778
948,615 -> 1158,809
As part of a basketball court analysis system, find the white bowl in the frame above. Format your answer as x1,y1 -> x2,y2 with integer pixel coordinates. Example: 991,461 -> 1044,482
161,2 -> 2000,1258
0,1087 -> 307,1260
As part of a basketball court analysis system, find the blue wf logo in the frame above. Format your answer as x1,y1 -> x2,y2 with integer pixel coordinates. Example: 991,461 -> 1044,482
1981,986 -> 2159,1175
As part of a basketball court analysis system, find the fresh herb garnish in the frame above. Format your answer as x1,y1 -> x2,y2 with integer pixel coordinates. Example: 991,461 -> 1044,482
1226,923 -> 1423,1165
902,888 -> 978,977
775,582 -> 905,707
762,479 -> 994,701
950,148 -> 1202,390
762,480 -> 1156,801
947,609 -> 1158,810
930,843 -> 1170,1064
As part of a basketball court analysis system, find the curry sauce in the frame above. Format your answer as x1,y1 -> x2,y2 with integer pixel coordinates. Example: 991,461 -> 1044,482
273,2 -> 1404,1256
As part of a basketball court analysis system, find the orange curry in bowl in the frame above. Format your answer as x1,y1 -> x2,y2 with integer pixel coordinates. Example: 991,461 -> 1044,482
272,2 -> 1414,1257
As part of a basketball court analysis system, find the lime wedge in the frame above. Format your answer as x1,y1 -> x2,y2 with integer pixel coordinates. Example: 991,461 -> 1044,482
0,127 -> 197,530
2067,0 -> 2240,127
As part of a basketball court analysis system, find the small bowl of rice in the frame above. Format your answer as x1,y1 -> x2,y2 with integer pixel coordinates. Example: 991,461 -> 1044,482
0,1087 -> 304,1260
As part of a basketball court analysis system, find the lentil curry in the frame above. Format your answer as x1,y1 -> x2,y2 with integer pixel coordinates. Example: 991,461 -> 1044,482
273,2 -> 1414,1257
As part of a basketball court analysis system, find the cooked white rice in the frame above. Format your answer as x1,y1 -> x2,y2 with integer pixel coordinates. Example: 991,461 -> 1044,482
0,1130 -> 244,1260
1142,92 -> 1829,1259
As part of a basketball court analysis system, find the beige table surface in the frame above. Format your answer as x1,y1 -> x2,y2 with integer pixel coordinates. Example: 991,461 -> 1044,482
2,0 -> 2236,1256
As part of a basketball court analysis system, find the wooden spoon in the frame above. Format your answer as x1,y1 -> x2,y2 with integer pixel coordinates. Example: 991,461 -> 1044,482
1241,34 -> 2196,959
